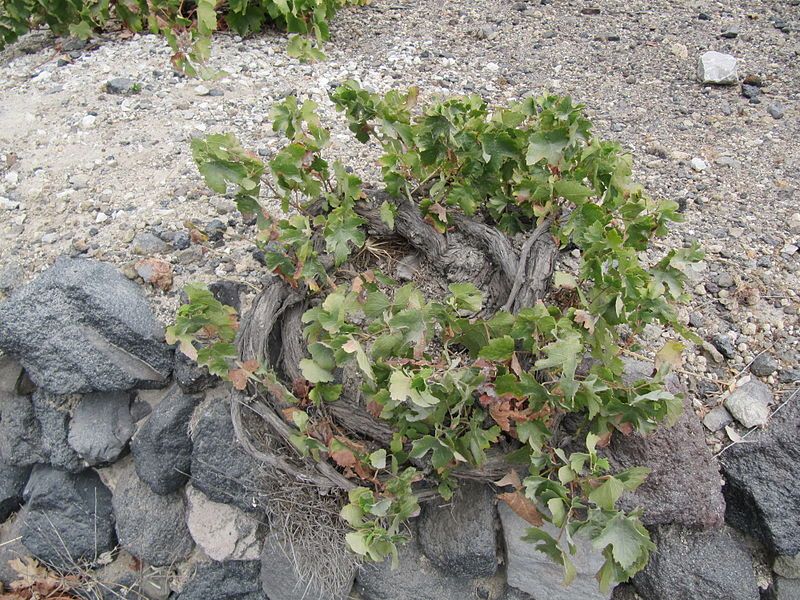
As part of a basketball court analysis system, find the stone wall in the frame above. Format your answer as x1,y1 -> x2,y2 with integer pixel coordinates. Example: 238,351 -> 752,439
0,258 -> 796,599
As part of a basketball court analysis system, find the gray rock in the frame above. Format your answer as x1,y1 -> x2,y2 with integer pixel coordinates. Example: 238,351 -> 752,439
703,405 -> 734,432
105,78 -> 138,95
0,510 -> 29,586
697,51 -> 738,85
750,353 -> 779,378
112,467 -> 194,566
720,398 -> 800,555
0,461 -> 30,521
774,553 -> 800,579
261,532 -> 352,600
176,560 -> 265,600
417,481 -> 498,577
0,392 -> 42,467
175,350 -> 219,394
31,390 -> 83,472
768,103 -> 785,119
21,465 -> 116,568
607,359 -> 725,529
132,232 -> 169,255
499,503 -> 609,600
721,25 -> 740,38
68,391 -> 134,465
132,386 -> 200,494
187,485 -> 262,562
0,258 -> 173,394
776,576 -> 800,599
632,525 -> 759,600
711,334 -> 736,359
355,528 -> 503,600
0,354 -> 23,393
191,395 -> 265,512
724,379 -> 771,428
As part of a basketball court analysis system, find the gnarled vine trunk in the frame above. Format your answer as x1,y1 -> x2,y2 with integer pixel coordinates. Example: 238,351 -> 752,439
232,191 -> 559,495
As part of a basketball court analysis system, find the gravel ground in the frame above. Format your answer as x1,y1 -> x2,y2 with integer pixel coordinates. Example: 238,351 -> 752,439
0,0 -> 798,449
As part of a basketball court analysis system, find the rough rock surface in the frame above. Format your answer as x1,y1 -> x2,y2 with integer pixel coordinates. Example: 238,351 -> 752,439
605,393 -> 725,528
0,258 -> 173,394
723,379 -> 772,428
0,460 -> 30,521
417,481 -> 498,577
112,467 -> 194,566
632,525 -> 759,600
355,529 -> 504,600
261,532 -> 353,600
697,51 -> 738,85
499,503 -> 609,600
191,396 -> 265,512
0,511 -> 28,586
176,560 -> 265,600
20,465 -> 116,568
0,392 -> 42,467
31,390 -> 83,472
132,386 -> 200,494
174,350 -> 219,394
775,577 -> 800,600
0,354 -> 22,393
720,397 -> 800,555
68,391 -> 134,465
186,485 -> 262,562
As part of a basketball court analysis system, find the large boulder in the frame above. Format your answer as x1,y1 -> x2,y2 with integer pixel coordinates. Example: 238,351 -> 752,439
632,525 -> 759,600
112,467 -> 194,566
355,525 -> 504,600
0,258 -> 173,394
416,481 -> 499,577
0,460 -> 30,522
604,359 -> 725,528
131,387 -> 200,494
20,466 -> 116,569
176,559 -> 265,600
261,532 -> 354,600
720,396 -> 800,555
186,485 -> 262,562
498,503 -> 609,600
68,391 -> 135,466
191,395 -> 265,512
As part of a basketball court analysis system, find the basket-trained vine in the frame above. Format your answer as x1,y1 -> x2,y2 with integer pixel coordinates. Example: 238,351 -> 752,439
0,0 -> 367,73
169,84 -> 702,591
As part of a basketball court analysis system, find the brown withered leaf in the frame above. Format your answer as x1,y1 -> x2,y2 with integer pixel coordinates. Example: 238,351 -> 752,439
494,470 -> 522,490
498,491 -> 543,526
228,368 -> 249,391
329,444 -> 357,469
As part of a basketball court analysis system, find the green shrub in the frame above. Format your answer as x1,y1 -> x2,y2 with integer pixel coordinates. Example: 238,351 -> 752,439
0,0 -> 367,74
171,85 -> 702,590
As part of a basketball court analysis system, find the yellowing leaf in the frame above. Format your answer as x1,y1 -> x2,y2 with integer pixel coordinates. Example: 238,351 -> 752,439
655,340 -> 684,372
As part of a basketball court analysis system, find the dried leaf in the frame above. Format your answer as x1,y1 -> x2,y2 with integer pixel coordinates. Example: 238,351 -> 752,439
228,368 -> 249,391
494,470 -> 522,490
574,309 -> 595,333
498,491 -> 543,526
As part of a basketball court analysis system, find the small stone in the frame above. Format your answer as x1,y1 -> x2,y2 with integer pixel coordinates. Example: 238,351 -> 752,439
173,230 -> 191,250
697,51 -> 738,85
80,114 -> 97,129
741,84 -> 760,99
135,258 -> 173,291
105,78 -> 138,95
132,231 -> 169,255
205,219 -> 226,241
710,334 -> 736,359
789,213 -> 800,234
208,88 -> 224,97
581,7 -> 601,15
703,406 -> 734,432
41,232 -> 59,244
690,157 -> 708,172
717,272 -> 734,288
698,12 -> 711,20
724,379 -> 772,428
715,156 -> 740,168
96,211 -> 109,223
721,25 -> 740,38
750,354 -> 778,377
0,197 -> 20,210
195,85 -> 210,96
768,103 -> 785,119
186,485 -> 262,561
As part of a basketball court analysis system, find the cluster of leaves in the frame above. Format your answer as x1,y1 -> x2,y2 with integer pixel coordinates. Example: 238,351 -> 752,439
174,87 -> 702,591
0,0 -> 367,74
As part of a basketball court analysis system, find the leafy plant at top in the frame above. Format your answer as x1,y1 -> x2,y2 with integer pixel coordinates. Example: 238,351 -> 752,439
0,0 -> 368,75
172,87 -> 703,591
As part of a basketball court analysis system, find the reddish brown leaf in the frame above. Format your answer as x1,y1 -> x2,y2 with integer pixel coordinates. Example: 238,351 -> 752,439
329,445 -> 357,469
498,491 -> 543,526
241,360 -> 260,373
366,400 -> 383,418
228,368 -> 248,391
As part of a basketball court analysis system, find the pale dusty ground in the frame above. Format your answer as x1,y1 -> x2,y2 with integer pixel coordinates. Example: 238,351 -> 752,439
0,0 -> 798,446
